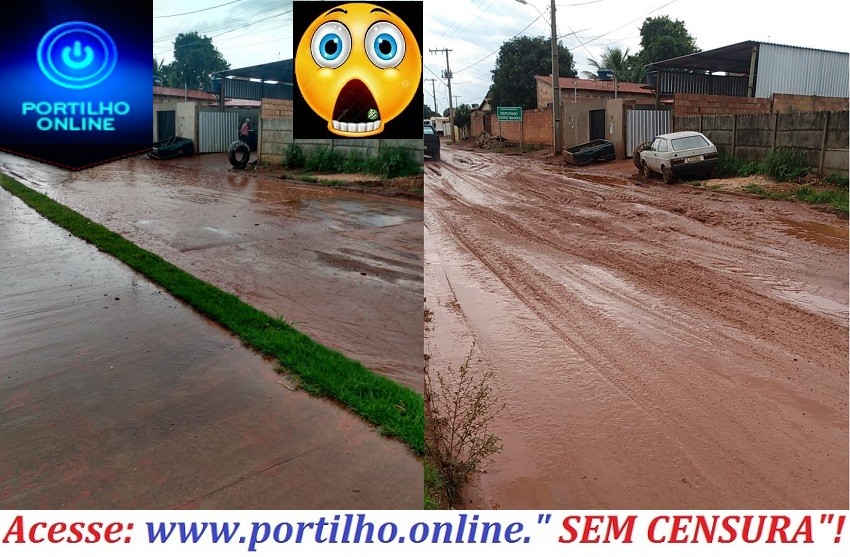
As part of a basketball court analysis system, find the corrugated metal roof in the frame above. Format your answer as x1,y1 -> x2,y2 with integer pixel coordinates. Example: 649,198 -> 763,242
756,43 -> 849,98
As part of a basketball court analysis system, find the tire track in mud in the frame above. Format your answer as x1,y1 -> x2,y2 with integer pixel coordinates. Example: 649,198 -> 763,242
425,147 -> 848,508
432,159 -> 845,364
441,154 -> 836,293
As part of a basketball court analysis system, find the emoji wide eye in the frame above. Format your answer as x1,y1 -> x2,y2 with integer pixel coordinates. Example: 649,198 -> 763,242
365,21 -> 406,68
310,21 -> 351,68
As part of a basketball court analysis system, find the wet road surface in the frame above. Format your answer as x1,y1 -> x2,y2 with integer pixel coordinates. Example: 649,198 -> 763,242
425,146 -> 848,509
0,153 -> 422,392
0,188 -> 421,508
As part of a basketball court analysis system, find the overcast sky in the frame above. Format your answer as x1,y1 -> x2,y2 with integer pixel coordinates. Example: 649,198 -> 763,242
154,0 -> 848,110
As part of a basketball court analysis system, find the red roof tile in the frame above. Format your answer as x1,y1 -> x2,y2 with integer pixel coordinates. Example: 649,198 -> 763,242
153,86 -> 217,101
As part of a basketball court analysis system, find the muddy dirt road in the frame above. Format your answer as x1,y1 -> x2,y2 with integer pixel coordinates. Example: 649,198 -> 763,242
425,146 -> 848,509
0,153 -> 422,392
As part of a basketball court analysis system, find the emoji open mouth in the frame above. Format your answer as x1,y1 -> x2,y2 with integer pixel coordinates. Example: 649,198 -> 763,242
331,79 -> 381,133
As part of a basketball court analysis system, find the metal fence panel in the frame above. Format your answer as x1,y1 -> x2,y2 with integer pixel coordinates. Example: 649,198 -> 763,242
199,111 -> 240,153
626,109 -> 671,157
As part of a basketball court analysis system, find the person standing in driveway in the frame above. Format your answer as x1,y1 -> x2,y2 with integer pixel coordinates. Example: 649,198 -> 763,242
239,118 -> 250,143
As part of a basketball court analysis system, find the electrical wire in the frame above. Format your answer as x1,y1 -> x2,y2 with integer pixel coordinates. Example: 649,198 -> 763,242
154,0 -> 243,19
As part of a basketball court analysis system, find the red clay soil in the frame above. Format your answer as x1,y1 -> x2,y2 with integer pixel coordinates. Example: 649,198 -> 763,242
425,146 -> 848,509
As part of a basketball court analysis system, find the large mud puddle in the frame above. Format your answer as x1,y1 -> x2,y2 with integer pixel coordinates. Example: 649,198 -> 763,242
0,190 -> 421,508
0,153 -> 423,392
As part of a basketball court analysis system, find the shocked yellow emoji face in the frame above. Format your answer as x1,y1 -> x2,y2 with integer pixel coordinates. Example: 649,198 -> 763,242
294,3 -> 421,137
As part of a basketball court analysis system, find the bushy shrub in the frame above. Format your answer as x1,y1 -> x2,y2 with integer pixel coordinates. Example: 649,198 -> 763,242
761,148 -> 810,182
715,154 -> 760,178
365,146 -> 420,178
342,151 -> 367,173
304,147 -> 345,172
281,143 -> 305,169
825,171 -> 849,189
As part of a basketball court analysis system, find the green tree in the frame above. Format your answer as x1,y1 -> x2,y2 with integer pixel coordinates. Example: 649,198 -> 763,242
637,15 -> 699,66
162,32 -> 229,90
153,57 -> 165,83
491,36 -> 576,109
581,46 -> 645,82
452,104 -> 471,129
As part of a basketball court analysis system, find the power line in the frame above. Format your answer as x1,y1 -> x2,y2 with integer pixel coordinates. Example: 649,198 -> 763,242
454,14 -> 543,74
153,0 -> 287,43
154,0 -> 242,19
154,8 -> 291,57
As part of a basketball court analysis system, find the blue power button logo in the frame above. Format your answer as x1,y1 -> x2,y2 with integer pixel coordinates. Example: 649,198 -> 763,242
37,21 -> 117,89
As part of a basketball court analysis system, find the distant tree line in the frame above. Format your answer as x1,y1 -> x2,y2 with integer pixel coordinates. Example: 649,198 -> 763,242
490,15 -> 699,109
154,32 -> 229,90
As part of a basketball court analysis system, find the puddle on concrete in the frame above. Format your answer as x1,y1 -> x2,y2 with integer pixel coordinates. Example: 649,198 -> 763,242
302,198 -> 414,230
777,218 -> 848,250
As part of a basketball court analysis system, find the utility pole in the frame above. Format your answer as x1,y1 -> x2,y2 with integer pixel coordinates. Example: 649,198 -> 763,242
549,0 -> 562,154
516,0 -> 562,153
453,95 -> 461,107
430,48 -> 455,143
425,78 -> 438,115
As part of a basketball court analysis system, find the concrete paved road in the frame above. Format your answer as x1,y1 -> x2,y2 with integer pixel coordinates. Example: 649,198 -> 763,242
0,153 -> 422,392
0,188 -> 421,509
425,146 -> 847,509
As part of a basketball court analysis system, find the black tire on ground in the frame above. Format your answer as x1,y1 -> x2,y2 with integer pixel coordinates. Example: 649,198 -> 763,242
228,142 -> 251,169
662,165 -> 675,184
641,160 -> 652,178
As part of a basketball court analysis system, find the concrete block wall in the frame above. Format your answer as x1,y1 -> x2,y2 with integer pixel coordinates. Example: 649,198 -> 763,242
675,110 -> 849,174
258,98 -> 423,165
674,94 -> 772,116
259,118 -> 293,163
480,107 -> 553,146
261,98 -> 294,119
675,93 -> 849,116
772,94 -> 849,114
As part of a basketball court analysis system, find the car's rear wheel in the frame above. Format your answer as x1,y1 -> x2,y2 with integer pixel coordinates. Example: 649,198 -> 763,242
633,142 -> 650,170
662,165 -> 674,184
641,160 -> 651,178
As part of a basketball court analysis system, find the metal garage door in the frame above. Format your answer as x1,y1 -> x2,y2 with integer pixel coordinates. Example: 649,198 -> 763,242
626,109 -> 671,157
198,111 -> 239,153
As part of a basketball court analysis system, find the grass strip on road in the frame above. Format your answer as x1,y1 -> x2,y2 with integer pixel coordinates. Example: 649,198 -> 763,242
1,173 -> 424,454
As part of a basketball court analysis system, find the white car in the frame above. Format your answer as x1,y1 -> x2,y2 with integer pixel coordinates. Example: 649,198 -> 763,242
639,131 -> 718,184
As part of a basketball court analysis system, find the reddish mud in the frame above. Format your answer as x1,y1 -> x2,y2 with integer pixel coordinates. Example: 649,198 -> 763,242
0,153 -> 422,392
0,190 -> 421,508
425,147 -> 848,509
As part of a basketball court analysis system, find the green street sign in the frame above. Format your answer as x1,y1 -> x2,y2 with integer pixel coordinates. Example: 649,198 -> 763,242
496,106 -> 522,122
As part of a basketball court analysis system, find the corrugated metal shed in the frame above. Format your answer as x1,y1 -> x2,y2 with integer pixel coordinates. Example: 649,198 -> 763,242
654,72 -> 747,97
756,43 -> 849,98
221,79 -> 293,102
649,41 -> 849,99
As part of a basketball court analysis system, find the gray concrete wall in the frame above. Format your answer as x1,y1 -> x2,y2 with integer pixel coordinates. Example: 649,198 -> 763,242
152,101 -> 198,147
259,116 -> 423,165
676,110 -> 849,175
560,99 -> 626,159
